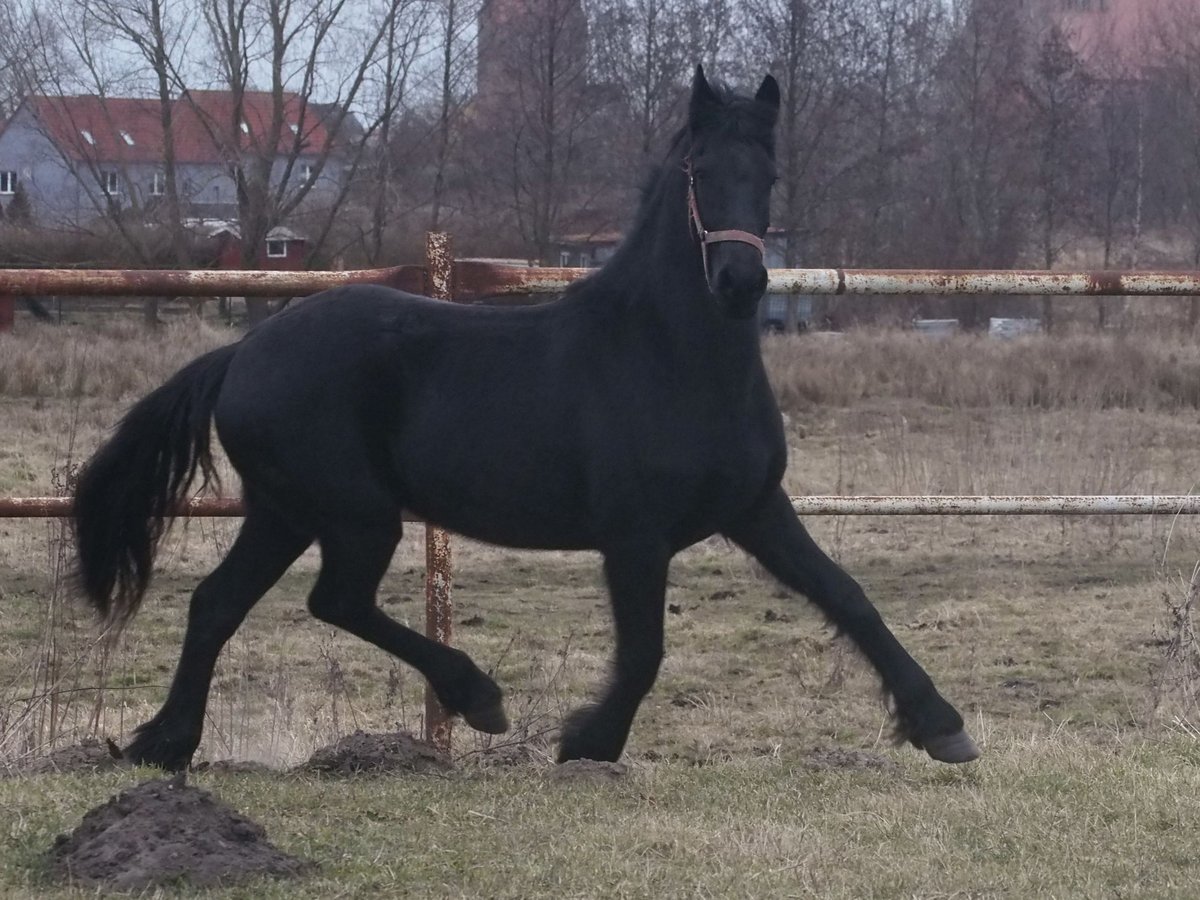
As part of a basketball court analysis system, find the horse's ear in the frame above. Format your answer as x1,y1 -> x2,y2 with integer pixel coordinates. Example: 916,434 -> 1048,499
689,64 -> 720,130
755,74 -> 781,114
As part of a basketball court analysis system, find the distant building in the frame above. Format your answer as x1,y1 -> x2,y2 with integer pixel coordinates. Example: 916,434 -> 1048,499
1036,0 -> 1170,69
549,232 -> 622,269
0,90 -> 345,225
202,221 -> 309,270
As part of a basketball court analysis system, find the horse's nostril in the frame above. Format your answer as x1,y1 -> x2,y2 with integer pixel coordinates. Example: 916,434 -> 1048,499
715,268 -> 735,296
714,266 -> 766,303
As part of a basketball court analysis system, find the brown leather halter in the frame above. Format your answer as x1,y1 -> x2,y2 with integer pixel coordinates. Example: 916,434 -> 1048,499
684,155 -> 766,287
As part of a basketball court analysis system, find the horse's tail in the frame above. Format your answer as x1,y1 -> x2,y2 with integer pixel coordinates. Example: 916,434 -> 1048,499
73,343 -> 239,628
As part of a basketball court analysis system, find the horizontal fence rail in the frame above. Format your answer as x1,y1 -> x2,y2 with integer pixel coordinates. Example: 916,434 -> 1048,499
6,495 -> 1200,518
3,265 -> 1200,302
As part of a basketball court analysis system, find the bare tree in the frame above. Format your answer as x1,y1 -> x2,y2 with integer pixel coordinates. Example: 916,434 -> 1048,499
944,0 -> 1032,269
195,0 -> 429,321
1026,26 -> 1092,269
0,0 -> 44,116
1144,0 -> 1200,328
76,0 -> 198,323
739,0 -> 855,270
907,0 -> 1033,326
591,0 -> 720,164
473,0 -> 599,261
427,0 -> 477,233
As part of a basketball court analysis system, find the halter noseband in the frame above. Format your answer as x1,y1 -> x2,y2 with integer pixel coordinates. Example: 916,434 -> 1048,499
684,154 -> 766,286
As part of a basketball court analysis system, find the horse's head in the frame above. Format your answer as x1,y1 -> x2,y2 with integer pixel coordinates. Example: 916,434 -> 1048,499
684,65 -> 779,319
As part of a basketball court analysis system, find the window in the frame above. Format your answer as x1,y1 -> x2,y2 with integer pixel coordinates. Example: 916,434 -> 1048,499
266,239 -> 288,258
0,171 -> 16,194
100,171 -> 120,195
211,184 -> 221,203
558,250 -> 572,267
150,171 -> 166,196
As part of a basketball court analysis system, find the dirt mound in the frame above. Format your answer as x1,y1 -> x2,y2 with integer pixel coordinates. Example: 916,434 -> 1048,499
46,776 -> 311,891
802,747 -> 899,774
298,730 -> 453,776
2,738 -> 124,777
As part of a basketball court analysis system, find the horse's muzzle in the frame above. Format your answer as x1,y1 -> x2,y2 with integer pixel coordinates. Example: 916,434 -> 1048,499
711,252 -> 769,319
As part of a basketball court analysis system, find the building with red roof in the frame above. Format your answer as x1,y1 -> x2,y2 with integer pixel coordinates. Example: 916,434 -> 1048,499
0,90 -> 346,227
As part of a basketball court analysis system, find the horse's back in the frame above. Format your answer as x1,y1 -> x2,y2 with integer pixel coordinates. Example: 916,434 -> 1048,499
212,285 -> 598,541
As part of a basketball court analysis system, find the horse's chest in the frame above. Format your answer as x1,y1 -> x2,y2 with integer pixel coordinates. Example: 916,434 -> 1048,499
627,418 -> 780,530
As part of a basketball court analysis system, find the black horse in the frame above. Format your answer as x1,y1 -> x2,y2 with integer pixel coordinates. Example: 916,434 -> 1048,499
73,67 -> 978,771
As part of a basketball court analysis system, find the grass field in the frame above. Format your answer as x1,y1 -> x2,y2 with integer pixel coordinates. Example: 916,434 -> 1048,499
3,316 -> 1200,896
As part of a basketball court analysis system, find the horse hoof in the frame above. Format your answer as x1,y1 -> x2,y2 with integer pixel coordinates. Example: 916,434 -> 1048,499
122,738 -> 194,772
463,700 -> 509,735
924,729 -> 980,764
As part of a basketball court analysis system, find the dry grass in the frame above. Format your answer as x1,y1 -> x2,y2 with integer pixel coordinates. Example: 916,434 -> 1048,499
763,329 -> 1200,413
4,319 -> 1200,895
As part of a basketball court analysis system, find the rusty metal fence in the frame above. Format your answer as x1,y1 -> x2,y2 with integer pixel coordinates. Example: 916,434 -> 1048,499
5,241 -> 1200,747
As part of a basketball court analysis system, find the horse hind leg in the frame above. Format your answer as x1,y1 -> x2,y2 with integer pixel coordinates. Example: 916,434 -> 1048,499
306,523 -> 509,735
124,497 -> 313,770
558,542 -> 670,763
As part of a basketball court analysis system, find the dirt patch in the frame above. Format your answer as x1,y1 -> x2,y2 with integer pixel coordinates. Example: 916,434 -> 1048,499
46,776 -> 311,891
546,759 -> 628,782
469,742 -> 547,769
2,738 -> 124,777
193,759 -> 280,776
802,747 -> 899,774
298,730 -> 453,776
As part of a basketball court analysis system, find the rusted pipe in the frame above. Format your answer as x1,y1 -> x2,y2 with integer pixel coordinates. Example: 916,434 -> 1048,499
4,265 -> 1200,302
453,264 -> 1200,299
0,265 -> 424,297
7,495 -> 1200,519
787,495 -> 1200,515
0,496 -> 245,517
423,232 -> 455,753
766,269 -> 1200,297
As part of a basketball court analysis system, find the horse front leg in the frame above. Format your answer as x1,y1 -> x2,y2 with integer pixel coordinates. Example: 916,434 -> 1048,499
724,488 -> 979,764
558,542 -> 670,763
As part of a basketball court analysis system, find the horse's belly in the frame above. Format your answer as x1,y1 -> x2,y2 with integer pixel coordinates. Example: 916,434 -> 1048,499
394,437 -> 597,550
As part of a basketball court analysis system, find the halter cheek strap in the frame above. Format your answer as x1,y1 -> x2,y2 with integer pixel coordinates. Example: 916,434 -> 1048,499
684,155 -> 766,286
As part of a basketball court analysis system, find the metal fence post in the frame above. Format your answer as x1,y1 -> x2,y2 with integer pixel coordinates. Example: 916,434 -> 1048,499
423,232 -> 454,752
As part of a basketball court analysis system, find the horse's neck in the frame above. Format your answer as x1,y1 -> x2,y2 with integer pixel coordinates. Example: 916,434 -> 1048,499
585,190 -> 764,388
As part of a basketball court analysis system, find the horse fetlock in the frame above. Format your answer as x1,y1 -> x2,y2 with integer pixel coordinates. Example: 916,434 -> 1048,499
437,654 -> 509,735
557,704 -> 626,763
